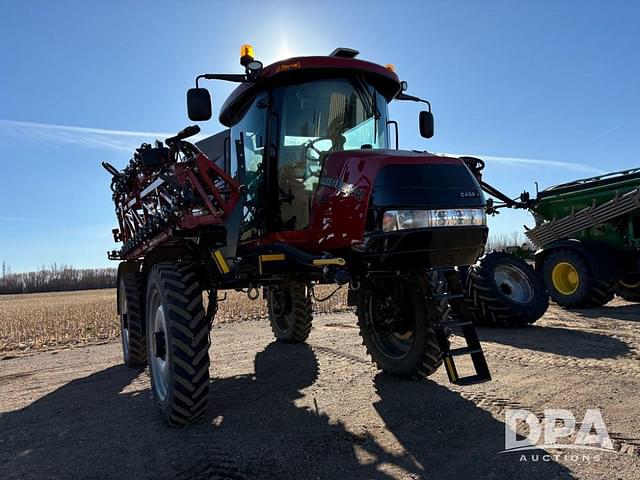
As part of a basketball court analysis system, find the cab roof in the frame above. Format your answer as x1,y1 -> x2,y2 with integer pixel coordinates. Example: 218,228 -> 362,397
219,55 -> 401,127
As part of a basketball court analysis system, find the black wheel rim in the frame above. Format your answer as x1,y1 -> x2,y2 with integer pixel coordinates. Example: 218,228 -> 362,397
366,293 -> 415,359
271,287 -> 295,333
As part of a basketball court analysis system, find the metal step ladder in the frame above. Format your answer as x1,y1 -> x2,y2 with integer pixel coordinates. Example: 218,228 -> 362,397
430,268 -> 491,386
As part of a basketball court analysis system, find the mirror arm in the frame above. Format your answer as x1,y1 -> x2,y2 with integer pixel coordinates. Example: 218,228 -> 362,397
395,92 -> 431,112
387,120 -> 399,149
195,73 -> 248,88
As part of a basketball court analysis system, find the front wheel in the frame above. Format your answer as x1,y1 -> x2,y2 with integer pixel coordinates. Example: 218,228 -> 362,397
145,262 -> 210,426
357,280 -> 442,379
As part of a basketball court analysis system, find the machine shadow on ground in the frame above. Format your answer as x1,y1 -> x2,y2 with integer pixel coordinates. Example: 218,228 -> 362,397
0,343 -> 573,480
568,303 -> 640,322
476,324 -> 629,359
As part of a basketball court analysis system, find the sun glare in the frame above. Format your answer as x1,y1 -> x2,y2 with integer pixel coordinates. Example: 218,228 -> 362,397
278,35 -> 293,60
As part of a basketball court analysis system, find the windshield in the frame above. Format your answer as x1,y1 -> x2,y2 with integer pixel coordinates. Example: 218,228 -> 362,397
271,77 -> 389,230
275,78 -> 388,156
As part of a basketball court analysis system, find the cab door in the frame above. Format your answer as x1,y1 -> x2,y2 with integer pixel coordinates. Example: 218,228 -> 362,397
229,93 -> 268,242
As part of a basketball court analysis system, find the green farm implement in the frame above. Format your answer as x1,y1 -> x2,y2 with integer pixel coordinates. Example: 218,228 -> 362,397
525,168 -> 640,307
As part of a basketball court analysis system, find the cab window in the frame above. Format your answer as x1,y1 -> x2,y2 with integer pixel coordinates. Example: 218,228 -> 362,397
230,94 -> 267,240
273,78 -> 388,230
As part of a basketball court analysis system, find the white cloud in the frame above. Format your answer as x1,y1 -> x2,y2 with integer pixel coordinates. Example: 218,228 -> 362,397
0,120 -> 605,176
0,119 -> 204,153
440,152 -> 604,175
592,125 -> 619,141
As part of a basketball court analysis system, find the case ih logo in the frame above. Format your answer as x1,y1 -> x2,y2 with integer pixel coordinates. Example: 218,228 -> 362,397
320,176 -> 366,201
460,190 -> 480,198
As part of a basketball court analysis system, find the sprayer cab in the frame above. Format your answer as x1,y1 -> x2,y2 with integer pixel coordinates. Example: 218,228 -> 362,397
187,46 -> 485,271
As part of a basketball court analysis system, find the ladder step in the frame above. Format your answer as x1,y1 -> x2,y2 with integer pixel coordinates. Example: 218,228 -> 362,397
431,267 -> 492,386
449,346 -> 482,356
452,374 -> 491,386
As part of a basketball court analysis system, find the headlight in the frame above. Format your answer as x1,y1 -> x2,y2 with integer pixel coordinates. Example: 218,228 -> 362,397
382,208 -> 486,232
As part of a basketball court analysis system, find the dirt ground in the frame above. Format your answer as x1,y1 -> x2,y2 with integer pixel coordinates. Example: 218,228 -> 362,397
1,300 -> 639,479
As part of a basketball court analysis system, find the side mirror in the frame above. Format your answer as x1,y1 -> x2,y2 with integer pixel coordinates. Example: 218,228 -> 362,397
419,111 -> 434,139
187,88 -> 212,121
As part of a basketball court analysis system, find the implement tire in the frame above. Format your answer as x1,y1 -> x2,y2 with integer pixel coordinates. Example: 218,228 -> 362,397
543,249 -> 616,308
357,278 -> 442,379
118,272 -> 147,366
617,279 -> 640,302
266,281 -> 313,343
466,251 -> 548,327
145,262 -> 210,426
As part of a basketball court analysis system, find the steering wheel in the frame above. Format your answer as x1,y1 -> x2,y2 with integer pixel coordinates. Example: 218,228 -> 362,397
302,137 -> 334,163
287,137 -> 333,184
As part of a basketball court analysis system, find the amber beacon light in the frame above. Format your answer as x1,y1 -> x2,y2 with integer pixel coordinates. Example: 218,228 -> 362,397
240,44 -> 255,66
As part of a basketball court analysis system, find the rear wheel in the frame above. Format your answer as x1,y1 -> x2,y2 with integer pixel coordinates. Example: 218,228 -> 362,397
466,251 -> 548,327
145,262 -> 210,426
118,273 -> 147,366
543,249 -> 616,308
357,278 -> 442,379
266,281 -> 313,343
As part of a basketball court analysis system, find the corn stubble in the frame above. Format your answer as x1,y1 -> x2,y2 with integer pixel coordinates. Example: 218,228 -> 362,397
0,286 -> 350,353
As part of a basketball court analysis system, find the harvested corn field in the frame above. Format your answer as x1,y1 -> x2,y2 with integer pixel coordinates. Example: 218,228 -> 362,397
0,286 -> 350,352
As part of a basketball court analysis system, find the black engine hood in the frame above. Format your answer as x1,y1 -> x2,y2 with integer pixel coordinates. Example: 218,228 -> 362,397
369,163 -> 486,209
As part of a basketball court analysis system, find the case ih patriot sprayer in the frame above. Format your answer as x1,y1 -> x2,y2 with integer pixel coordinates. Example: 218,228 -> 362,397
103,46 -> 547,425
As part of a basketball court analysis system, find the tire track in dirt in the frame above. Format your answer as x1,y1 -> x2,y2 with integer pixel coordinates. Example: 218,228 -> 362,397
165,451 -> 249,480
449,388 -> 640,457
309,340 -> 640,459
482,343 -> 640,377
310,345 -> 371,367
0,372 -> 33,384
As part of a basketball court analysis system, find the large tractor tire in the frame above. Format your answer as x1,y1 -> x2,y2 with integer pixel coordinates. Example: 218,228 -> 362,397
357,279 -> 442,379
266,281 -> 313,343
145,262 -> 210,426
466,251 -> 548,327
118,272 -> 147,366
542,249 -> 616,308
617,278 -> 640,302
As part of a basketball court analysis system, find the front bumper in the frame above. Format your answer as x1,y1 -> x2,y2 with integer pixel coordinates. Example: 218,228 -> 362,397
354,226 -> 488,270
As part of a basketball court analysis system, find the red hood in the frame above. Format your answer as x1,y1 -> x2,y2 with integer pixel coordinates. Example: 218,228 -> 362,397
307,150 -> 467,251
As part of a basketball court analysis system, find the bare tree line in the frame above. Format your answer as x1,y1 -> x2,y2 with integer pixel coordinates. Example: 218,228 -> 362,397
485,231 -> 533,252
0,262 -> 116,295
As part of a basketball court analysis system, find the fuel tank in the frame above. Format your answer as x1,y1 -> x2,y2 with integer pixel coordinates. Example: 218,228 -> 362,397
309,149 -> 488,267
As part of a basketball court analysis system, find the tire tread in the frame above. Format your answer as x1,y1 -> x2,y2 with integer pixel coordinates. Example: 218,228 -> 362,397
120,272 -> 147,366
148,262 -> 210,426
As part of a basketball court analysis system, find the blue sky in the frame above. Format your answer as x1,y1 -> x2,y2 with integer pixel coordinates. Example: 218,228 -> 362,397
1,1 -> 639,272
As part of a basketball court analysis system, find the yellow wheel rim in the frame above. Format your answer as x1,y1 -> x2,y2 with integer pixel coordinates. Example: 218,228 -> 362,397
551,262 -> 580,295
